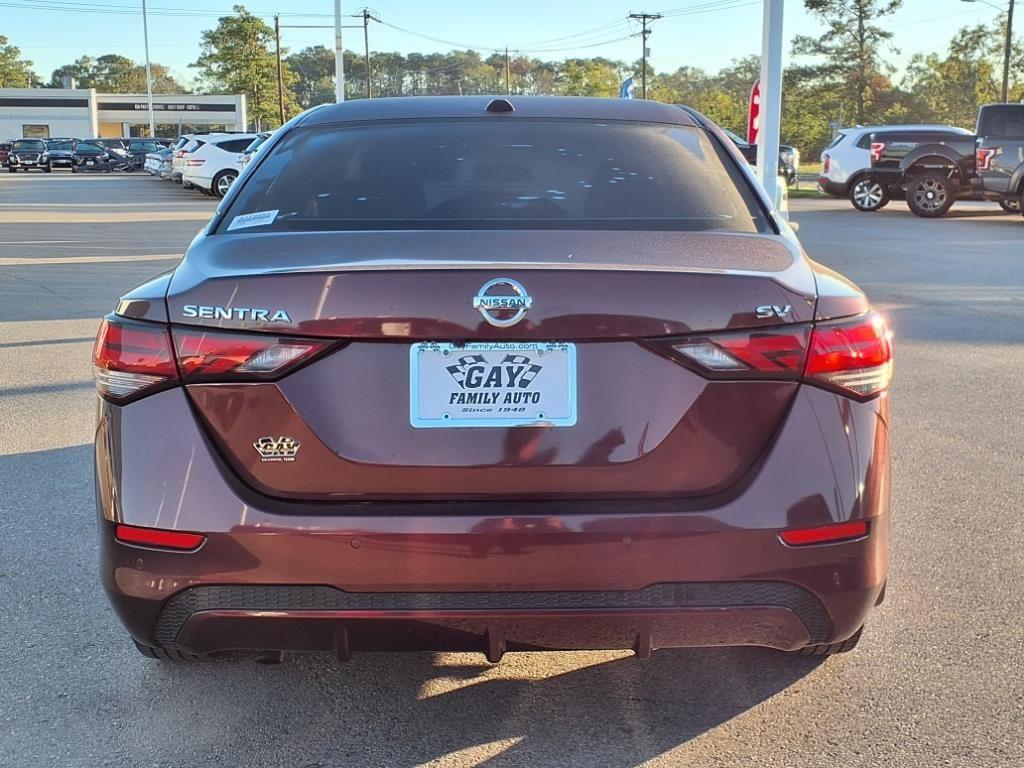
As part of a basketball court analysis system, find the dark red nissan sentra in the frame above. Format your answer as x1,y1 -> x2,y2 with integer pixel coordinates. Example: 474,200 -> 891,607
94,96 -> 891,662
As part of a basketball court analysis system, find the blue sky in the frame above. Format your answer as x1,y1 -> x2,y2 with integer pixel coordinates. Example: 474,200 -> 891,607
5,0 -> 1010,88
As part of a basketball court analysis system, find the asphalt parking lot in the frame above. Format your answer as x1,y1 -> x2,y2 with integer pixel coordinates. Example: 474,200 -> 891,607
1,173 -> 1022,768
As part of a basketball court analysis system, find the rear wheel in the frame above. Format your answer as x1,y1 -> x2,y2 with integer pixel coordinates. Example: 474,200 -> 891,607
43,166 -> 51,173
907,172 -> 955,218
793,626 -> 863,657
849,176 -> 889,212
7,166 -> 14,173
998,199 -> 1020,214
213,169 -> 238,198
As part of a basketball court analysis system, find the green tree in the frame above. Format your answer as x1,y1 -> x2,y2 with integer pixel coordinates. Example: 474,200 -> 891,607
903,25 -> 999,128
0,35 -> 38,87
558,57 -> 622,97
192,5 -> 299,129
286,45 -> 336,108
50,54 -> 186,93
793,0 -> 903,125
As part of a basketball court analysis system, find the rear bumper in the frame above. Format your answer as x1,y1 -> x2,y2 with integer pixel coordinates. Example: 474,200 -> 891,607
817,177 -> 846,196
96,385 -> 890,657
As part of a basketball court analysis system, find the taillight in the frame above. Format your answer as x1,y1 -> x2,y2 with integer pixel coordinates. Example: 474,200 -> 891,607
822,153 -> 830,173
804,312 -> 892,398
658,312 -> 892,400
870,142 -> 885,164
93,317 -> 177,401
976,147 -> 998,171
172,328 -> 330,381
185,158 -> 205,166
94,316 -> 333,402
668,326 -> 810,380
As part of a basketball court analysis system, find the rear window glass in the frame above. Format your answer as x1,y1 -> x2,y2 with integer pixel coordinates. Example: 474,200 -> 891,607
215,138 -> 254,153
220,119 -> 766,233
825,132 -> 847,150
977,105 -> 1024,138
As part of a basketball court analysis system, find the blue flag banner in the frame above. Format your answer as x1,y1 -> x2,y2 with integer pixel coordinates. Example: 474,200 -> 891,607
619,77 -> 636,99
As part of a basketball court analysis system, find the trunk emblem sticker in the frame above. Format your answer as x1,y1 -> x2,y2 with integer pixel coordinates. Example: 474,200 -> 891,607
253,436 -> 300,462
472,278 -> 532,328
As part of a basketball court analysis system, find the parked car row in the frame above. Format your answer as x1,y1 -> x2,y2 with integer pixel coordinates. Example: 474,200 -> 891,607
0,137 -> 174,173
145,131 -> 271,198
818,105 -> 1024,218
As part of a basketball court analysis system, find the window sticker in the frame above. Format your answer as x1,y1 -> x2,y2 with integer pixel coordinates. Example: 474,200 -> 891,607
227,209 -> 279,231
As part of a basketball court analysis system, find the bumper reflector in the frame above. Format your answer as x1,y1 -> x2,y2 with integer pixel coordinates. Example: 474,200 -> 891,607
115,524 -> 205,551
779,520 -> 869,546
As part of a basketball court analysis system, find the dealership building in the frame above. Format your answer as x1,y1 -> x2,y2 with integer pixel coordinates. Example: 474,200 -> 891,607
0,87 -> 247,139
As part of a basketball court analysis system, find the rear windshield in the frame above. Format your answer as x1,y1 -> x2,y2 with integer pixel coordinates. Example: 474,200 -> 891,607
220,119 -> 766,233
977,105 -> 1024,138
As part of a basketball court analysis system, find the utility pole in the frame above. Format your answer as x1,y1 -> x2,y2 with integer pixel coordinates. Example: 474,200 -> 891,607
274,15 -> 285,125
334,0 -> 345,102
628,12 -> 661,99
504,47 -> 511,95
141,0 -> 155,137
1003,0 -> 1015,103
362,8 -> 373,98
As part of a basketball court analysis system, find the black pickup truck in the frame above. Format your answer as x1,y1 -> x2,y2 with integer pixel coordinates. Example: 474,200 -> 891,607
863,103 -> 1024,218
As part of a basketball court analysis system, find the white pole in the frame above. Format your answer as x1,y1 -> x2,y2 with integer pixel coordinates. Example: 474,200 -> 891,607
334,0 -> 345,102
756,0 -> 783,209
142,0 -> 156,137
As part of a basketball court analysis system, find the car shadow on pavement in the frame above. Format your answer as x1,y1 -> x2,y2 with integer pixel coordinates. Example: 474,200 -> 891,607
144,642 -> 826,766
2,444 -> 826,767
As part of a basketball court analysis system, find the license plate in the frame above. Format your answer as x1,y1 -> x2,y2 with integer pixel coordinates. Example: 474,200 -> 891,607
410,342 -> 577,428
87,160 -> 94,166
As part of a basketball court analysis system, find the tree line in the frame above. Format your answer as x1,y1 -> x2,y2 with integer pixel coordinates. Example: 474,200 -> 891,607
1,0 -> 1021,158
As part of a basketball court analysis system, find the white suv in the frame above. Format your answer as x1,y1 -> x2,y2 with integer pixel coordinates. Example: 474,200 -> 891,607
818,124 -> 970,199
181,134 -> 257,197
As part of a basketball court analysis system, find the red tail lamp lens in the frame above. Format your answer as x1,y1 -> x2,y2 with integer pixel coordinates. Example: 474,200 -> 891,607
93,318 -> 177,401
976,147 -> 998,171
115,524 -> 205,551
172,329 -> 329,381
870,142 -> 886,163
779,520 -> 869,546
805,313 -> 893,398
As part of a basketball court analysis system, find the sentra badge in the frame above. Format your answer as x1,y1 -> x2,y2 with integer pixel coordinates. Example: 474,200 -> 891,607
253,436 -> 300,462
183,305 -> 292,323
472,278 -> 532,327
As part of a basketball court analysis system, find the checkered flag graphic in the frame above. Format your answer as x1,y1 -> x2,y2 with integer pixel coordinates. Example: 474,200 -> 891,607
446,354 -> 486,388
502,354 -> 543,388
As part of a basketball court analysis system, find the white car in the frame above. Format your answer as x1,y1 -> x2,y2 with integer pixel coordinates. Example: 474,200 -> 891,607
181,134 -> 258,197
818,124 -> 971,203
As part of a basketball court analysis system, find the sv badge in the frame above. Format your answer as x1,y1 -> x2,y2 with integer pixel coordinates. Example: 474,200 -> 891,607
755,304 -> 792,319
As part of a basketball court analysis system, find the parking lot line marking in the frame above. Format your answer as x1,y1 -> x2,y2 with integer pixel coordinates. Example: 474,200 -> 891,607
0,254 -> 180,266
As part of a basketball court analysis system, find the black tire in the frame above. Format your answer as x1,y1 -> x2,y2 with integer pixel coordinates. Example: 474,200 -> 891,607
794,626 -> 863,657
906,172 -> 955,218
7,166 -> 14,173
849,176 -> 889,212
43,166 -> 52,173
71,165 -> 77,174
212,169 -> 238,199
998,199 -> 1020,214
132,638 -> 204,662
